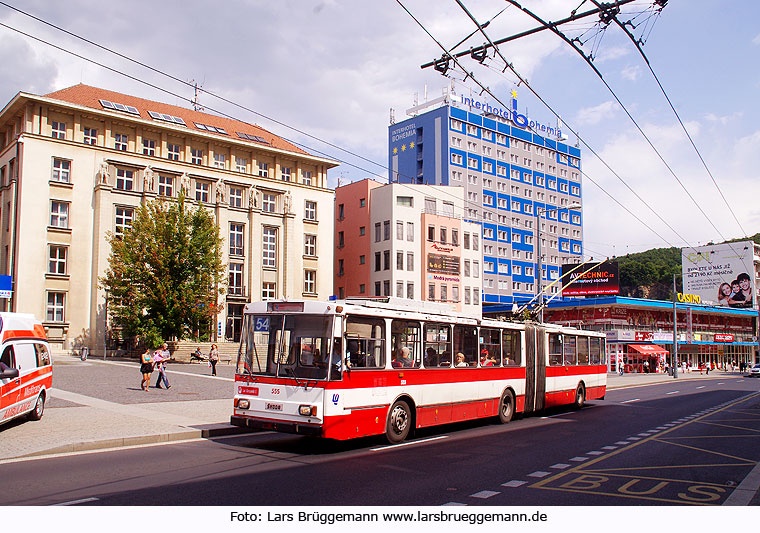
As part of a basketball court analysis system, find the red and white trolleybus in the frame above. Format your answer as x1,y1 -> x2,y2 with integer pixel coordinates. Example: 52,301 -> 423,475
231,299 -> 607,443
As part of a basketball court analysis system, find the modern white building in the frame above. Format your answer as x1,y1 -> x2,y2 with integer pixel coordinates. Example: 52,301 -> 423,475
0,84 -> 338,351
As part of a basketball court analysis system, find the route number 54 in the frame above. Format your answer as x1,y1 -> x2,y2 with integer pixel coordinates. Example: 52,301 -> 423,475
254,317 -> 270,332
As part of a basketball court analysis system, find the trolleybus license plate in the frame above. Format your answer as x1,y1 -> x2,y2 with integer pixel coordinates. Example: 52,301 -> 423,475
265,402 -> 282,411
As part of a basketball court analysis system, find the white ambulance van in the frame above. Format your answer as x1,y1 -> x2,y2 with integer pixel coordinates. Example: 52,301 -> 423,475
0,313 -> 52,425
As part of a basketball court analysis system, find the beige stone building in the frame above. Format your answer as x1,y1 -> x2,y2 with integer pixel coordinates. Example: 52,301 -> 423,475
0,84 -> 338,352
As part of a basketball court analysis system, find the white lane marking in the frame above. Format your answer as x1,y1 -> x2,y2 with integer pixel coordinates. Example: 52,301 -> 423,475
570,456 -> 589,462
528,471 -> 551,478
501,480 -> 526,487
637,433 -> 650,437
54,497 -> 99,506
586,451 -> 604,456
627,437 -> 641,441
724,457 -> 760,505
443,502 -> 467,506
666,391 -> 679,395
601,446 -> 618,450
470,490 -> 500,499
370,435 -> 448,452
696,386 -> 706,389
621,399 -> 640,403
550,463 -> 571,469
614,441 -> 629,445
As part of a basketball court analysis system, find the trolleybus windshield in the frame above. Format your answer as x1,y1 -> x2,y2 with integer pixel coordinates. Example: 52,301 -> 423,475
238,314 -> 335,380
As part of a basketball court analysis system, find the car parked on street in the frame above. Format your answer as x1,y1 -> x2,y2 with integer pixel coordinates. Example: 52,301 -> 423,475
749,363 -> 760,378
0,313 -> 52,425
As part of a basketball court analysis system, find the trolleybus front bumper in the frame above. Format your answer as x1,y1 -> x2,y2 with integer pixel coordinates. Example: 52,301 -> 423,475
230,415 -> 323,437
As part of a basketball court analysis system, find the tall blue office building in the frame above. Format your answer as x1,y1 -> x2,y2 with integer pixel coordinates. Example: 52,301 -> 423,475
388,90 -> 583,306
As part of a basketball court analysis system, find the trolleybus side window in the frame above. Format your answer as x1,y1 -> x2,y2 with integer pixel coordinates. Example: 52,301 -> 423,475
502,329 -> 521,366
345,316 -> 385,369
391,319 -> 421,369
480,328 -> 501,367
548,334 -> 562,366
589,337 -> 602,365
423,323 -> 451,367
577,336 -> 590,365
453,325 -> 478,367
563,335 -> 577,365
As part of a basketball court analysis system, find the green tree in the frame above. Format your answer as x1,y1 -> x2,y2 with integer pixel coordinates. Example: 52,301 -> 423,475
101,195 -> 226,344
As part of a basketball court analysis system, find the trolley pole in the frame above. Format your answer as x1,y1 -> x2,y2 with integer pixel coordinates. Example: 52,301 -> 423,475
672,274 -> 678,379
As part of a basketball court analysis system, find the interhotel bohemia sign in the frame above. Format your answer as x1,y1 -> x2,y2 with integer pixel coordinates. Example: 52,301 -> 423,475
561,262 -> 620,296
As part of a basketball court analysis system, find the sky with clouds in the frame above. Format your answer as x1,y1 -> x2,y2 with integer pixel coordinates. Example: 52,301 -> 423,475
0,0 -> 758,259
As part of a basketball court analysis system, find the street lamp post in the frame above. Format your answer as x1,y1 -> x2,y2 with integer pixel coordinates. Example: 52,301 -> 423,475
535,202 -> 582,323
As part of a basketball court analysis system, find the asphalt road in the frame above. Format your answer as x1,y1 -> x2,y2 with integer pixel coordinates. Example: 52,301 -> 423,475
1,374 -> 758,506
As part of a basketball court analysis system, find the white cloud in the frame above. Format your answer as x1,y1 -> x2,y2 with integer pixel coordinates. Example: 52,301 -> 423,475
621,65 -> 641,81
574,101 -> 619,126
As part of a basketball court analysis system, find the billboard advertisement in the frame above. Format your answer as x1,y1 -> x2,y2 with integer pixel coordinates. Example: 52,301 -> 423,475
682,242 -> 756,309
561,262 -> 619,296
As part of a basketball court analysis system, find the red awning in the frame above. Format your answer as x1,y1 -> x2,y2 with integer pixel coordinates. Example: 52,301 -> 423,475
628,344 -> 668,355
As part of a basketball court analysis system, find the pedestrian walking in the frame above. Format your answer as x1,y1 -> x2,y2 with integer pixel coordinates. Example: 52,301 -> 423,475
153,342 -> 171,389
139,347 -> 154,391
209,343 -> 219,376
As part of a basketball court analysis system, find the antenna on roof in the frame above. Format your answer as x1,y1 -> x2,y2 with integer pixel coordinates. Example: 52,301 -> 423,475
190,79 -> 204,112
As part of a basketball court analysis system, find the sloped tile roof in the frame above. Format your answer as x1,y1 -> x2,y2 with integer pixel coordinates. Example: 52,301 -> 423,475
44,84 -> 308,155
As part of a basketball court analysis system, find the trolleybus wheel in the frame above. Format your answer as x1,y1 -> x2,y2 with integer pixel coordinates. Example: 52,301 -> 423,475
498,390 -> 514,424
385,400 -> 411,443
573,384 -> 586,409
28,392 -> 45,421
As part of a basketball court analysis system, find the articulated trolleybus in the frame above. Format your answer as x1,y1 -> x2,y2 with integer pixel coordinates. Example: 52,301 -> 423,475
231,299 -> 607,443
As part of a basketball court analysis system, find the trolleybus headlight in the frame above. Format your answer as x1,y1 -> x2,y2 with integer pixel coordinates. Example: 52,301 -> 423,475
236,399 -> 250,410
299,405 -> 317,416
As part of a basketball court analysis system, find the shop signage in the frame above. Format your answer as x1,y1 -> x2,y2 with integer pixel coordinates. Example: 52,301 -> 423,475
677,292 -> 702,304
561,262 -> 619,296
459,94 -> 563,138
427,253 -> 460,276
714,333 -> 734,342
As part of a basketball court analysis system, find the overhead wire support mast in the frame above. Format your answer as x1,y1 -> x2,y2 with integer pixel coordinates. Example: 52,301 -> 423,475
587,0 -> 748,239
503,0 -> 737,250
420,0 -> 640,71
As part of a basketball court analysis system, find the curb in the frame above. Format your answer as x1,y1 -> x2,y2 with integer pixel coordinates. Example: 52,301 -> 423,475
18,423 -> 255,459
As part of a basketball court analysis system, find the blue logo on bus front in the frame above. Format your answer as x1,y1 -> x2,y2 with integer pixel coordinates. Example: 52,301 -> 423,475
332,394 -> 339,405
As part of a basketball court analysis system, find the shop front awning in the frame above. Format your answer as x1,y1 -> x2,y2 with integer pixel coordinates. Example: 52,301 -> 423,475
628,344 -> 668,355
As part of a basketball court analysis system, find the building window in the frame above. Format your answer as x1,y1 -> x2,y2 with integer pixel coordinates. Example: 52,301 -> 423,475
302,170 -> 312,185
428,283 -> 435,301
428,225 -> 435,241
115,206 -> 134,239
374,223 -> 381,242
115,168 -> 133,190
338,204 -> 345,220
258,162 -> 269,177
375,252 -> 381,272
407,252 -> 414,271
143,139 -> 156,156
396,281 -> 404,298
213,153 -> 226,169
452,285 -> 459,303
52,158 -> 71,183
262,193 -> 276,213
452,229 -> 459,247
359,255 -> 365,265
51,121 -> 66,139
359,226 -> 365,236
359,198 -> 366,208
304,270 -> 316,294
48,245 -> 67,275
338,259 -> 345,277
396,251 -> 403,270
195,181 -> 210,202
304,234 -> 316,256
383,280 -> 390,297
281,167 -> 291,181
337,231 -> 344,248
465,287 -> 471,305
46,292 -> 65,322
191,148 -> 203,165
406,282 -> 414,299
262,282 -> 276,300
236,157 -> 248,173
229,223 -> 244,256
167,143 -> 180,161
83,127 -> 97,145
407,222 -> 414,241
229,263 -> 244,295
396,221 -> 403,240
440,227 -> 447,244
50,201 -> 69,228
229,186 -> 243,208
304,200 -> 317,221
383,220 -> 390,240
262,227 -> 277,268
158,175 -> 174,197
383,250 -> 390,270
375,281 -> 381,297
114,133 -> 128,151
